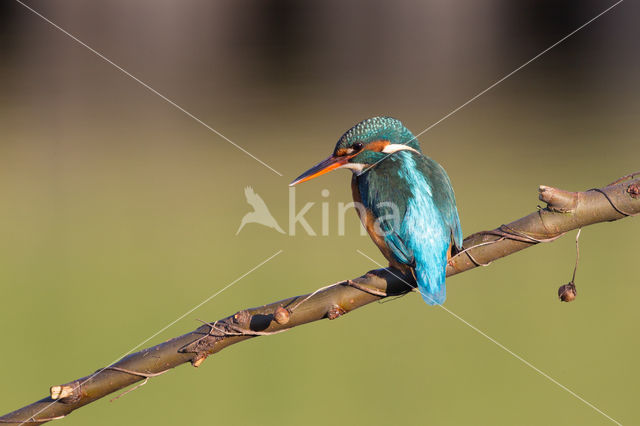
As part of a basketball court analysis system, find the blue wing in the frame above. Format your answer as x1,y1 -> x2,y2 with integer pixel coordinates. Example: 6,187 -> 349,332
385,232 -> 415,266
358,150 -> 462,305
396,153 -> 451,305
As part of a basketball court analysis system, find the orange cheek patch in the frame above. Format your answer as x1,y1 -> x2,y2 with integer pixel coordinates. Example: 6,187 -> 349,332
366,140 -> 390,152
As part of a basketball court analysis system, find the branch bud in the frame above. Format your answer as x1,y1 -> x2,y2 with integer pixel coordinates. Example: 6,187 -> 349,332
274,307 -> 290,325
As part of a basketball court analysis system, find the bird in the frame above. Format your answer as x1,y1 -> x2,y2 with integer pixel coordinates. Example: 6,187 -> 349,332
290,116 -> 462,305
236,186 -> 285,235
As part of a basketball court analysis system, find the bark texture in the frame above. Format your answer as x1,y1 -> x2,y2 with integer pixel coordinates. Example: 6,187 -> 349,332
2,175 -> 639,424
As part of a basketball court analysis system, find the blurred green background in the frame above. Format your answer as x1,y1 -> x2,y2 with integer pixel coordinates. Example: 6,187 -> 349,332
1,1 -> 639,425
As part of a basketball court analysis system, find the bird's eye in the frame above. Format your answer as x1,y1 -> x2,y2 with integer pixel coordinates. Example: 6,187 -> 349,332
353,142 -> 364,151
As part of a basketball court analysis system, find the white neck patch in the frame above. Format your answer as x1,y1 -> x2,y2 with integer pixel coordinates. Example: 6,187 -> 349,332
340,162 -> 366,173
382,144 -> 420,155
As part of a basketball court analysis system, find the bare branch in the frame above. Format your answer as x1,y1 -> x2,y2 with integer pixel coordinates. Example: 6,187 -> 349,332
1,175 -> 639,425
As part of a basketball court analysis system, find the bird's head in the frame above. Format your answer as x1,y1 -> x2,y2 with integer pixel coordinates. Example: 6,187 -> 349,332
289,116 -> 421,186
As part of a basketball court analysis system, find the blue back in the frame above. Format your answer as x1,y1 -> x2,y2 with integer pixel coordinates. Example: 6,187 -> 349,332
356,150 -> 462,305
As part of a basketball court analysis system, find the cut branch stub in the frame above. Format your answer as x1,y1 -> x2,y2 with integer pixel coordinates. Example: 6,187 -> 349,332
539,185 -> 579,213
49,382 -> 81,404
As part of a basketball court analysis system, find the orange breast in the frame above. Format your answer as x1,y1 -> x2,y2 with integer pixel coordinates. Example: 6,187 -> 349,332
351,176 -> 410,273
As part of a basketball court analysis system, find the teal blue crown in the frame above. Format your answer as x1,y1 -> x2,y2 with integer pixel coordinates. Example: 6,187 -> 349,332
334,116 -> 421,153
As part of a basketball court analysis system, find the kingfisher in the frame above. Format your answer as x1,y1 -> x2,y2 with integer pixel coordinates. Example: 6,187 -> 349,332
290,117 -> 463,305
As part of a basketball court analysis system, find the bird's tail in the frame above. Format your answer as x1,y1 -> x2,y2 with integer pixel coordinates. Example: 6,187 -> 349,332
415,262 -> 446,305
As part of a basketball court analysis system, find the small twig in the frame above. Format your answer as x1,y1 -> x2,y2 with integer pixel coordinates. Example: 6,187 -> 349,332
572,228 -> 582,283
449,237 -> 505,267
0,415 -> 66,424
227,323 -> 289,336
104,367 -> 168,402
110,379 -> 150,402
104,366 -> 169,379
187,320 -> 226,348
450,238 -> 505,261
558,229 -> 582,303
378,292 -> 411,304
465,250 -> 493,267
589,188 -> 638,217
450,223 -> 565,270
607,170 -> 640,186
345,279 -> 388,297
488,224 -> 565,243
288,282 -> 342,312
196,319 -> 288,337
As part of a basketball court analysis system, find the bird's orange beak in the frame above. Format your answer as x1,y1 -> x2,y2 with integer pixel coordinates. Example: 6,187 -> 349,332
289,155 -> 349,186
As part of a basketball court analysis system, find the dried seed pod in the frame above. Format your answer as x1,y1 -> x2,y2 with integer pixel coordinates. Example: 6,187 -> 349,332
558,282 -> 577,302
